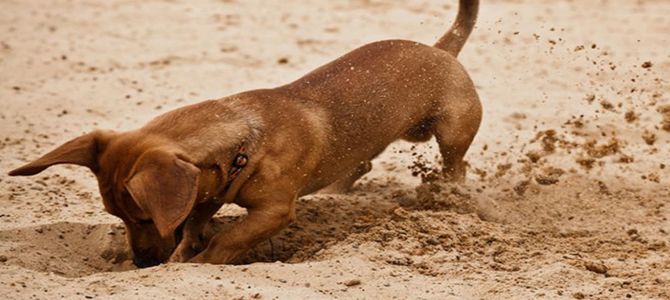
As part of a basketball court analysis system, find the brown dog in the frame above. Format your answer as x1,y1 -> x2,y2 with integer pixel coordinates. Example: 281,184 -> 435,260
9,0 -> 481,267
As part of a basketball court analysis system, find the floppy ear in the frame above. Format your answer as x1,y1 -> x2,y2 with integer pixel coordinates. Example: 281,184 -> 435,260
125,150 -> 200,238
8,130 -> 112,176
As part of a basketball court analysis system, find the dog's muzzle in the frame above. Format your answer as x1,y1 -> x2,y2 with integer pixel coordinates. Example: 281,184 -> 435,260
133,255 -> 162,268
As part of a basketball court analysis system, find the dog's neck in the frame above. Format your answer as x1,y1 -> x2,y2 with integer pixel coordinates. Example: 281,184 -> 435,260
195,140 -> 250,203
194,115 -> 262,203
174,107 -> 262,162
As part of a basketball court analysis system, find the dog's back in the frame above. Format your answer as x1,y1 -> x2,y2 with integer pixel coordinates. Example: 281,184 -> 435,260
281,40 -> 470,144
275,0 -> 481,190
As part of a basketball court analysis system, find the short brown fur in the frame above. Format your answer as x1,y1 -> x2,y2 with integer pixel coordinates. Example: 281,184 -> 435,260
9,0 -> 481,266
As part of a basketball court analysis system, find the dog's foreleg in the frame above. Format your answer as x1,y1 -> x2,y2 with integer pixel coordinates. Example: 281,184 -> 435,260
168,201 -> 225,262
188,199 -> 295,264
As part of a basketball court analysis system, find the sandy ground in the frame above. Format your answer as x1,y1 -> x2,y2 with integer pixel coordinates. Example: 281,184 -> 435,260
1,0 -> 669,299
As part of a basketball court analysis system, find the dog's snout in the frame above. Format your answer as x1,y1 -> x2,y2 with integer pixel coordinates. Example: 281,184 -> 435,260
132,255 -> 161,268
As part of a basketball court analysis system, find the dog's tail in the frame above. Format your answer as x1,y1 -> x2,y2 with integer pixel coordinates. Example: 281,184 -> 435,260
433,0 -> 479,56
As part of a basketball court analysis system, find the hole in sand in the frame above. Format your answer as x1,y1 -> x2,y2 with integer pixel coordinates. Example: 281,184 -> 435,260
0,176 -> 635,279
0,192 -> 399,277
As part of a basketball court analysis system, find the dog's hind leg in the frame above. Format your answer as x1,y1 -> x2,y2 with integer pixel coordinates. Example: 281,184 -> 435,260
432,91 -> 482,181
318,160 -> 372,194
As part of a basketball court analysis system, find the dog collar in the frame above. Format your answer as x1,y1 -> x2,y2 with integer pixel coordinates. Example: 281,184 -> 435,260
227,145 -> 248,182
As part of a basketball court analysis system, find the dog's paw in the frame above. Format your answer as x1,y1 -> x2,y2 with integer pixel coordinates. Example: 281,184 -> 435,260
168,241 -> 202,263
441,163 -> 467,183
168,248 -> 194,263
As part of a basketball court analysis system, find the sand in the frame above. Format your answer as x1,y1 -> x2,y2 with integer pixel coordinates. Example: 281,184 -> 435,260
1,0 -> 669,299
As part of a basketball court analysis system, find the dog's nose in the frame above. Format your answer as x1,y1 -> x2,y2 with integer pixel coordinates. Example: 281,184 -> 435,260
132,255 -> 161,268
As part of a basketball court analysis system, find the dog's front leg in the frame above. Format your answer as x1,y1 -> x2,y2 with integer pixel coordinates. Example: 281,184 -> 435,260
189,200 -> 296,264
169,201 -> 225,263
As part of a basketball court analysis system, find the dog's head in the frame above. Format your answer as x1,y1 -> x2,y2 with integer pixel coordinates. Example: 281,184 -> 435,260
9,130 -> 201,268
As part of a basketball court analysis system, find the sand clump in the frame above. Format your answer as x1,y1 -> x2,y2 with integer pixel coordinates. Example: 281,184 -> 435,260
659,105 -> 670,132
